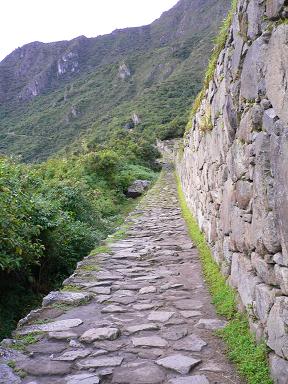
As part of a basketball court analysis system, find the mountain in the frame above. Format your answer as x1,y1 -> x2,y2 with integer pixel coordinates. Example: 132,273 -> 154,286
0,0 -> 231,162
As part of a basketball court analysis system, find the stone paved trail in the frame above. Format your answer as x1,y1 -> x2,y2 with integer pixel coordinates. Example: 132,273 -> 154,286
0,164 -> 243,384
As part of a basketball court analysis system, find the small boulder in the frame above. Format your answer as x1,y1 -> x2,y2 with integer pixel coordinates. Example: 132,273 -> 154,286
126,180 -> 151,198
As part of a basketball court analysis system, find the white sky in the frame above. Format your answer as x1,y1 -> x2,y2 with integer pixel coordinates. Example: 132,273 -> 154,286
0,0 -> 178,61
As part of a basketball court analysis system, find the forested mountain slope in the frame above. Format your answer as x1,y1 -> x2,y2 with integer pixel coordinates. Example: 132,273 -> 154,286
0,0 -> 231,162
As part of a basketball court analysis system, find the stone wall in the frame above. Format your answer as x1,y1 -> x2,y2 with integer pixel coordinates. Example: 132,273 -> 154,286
176,1 -> 288,381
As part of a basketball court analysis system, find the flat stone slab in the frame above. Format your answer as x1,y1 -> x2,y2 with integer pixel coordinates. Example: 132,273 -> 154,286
126,323 -> 159,334
162,326 -> 188,341
114,289 -> 135,297
101,305 -> 127,313
52,349 -> 91,361
97,295 -> 111,303
42,291 -> 92,306
0,364 -> 21,384
168,375 -> 210,384
65,373 -> 100,384
112,363 -> 165,384
174,334 -> 207,352
160,283 -> 184,291
148,311 -> 174,322
89,287 -> 111,295
174,300 -> 203,310
18,359 -> 72,376
80,327 -> 120,343
180,311 -> 202,318
77,356 -> 123,369
26,341 -> 67,354
156,354 -> 201,374
132,336 -> 168,347
133,303 -> 156,311
139,286 -> 157,294
48,330 -> 78,340
196,319 -> 227,330
18,318 -> 83,335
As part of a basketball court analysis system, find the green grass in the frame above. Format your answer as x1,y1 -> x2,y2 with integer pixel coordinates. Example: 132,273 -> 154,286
61,285 -> 83,292
176,175 -> 272,384
10,332 -> 43,351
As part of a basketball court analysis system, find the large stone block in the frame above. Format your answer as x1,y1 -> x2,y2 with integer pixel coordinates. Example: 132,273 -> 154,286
235,180 -> 253,210
269,353 -> 288,384
251,253 -> 277,286
275,265 -> 288,295
266,25 -> 288,124
266,0 -> 285,19
240,36 -> 267,99
230,253 -> 261,307
255,283 -> 278,323
267,297 -> 288,359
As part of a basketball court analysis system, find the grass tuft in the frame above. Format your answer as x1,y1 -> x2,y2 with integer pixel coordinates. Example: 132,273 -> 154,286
176,175 -> 273,384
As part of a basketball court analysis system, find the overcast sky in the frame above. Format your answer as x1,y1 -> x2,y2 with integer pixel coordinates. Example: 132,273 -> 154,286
0,0 -> 178,61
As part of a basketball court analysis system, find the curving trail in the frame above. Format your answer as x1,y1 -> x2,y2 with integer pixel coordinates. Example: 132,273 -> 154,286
0,163 -> 243,384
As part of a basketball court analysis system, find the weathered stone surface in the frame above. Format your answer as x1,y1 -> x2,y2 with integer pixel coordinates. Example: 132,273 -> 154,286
126,323 -> 159,334
161,326 -> 188,341
101,305 -> 127,313
174,299 -> 203,310
52,349 -> 91,361
43,291 -> 92,306
132,336 -> 168,348
275,265 -> 288,295
134,303 -> 155,311
148,311 -> 174,322
126,180 -> 151,198
168,375 -> 210,384
139,286 -> 157,294
255,284 -> 277,323
251,253 -> 277,286
112,363 -> 165,384
266,0 -> 285,19
80,327 -> 120,343
196,318 -> 227,330
65,373 -> 100,384
174,334 -> 207,352
267,297 -> 288,359
180,311 -> 202,318
18,318 -> 83,335
19,359 -> 72,376
0,364 -> 21,384
156,354 -> 201,374
89,287 -> 111,295
77,356 -> 123,369
269,353 -> 288,384
48,330 -> 78,340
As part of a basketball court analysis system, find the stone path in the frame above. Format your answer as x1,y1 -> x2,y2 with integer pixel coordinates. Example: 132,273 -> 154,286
0,164 -> 243,384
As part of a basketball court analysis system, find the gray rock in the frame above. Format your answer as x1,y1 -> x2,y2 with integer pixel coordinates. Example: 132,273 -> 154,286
112,363 -> 165,384
148,311 -> 174,322
168,376 -> 209,384
266,0 -> 285,18
133,303 -> 156,311
174,334 -> 207,352
18,359 -> 72,376
43,291 -> 92,306
89,287 -> 111,295
255,284 -> 277,323
174,299 -> 203,310
80,327 -> 120,343
18,318 -> 83,335
180,311 -> 202,318
52,349 -> 91,361
275,265 -> 288,295
0,364 -> 21,384
126,180 -> 151,198
48,330 -> 78,340
126,323 -> 159,334
161,326 -> 188,341
77,356 -> 123,369
101,305 -> 127,313
196,319 -> 227,330
267,296 -> 288,359
139,286 -> 157,294
65,373 -> 100,384
269,353 -> 288,384
156,354 -> 201,374
132,336 -> 168,348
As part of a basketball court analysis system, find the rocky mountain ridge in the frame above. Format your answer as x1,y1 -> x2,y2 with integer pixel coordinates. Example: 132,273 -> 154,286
0,0 -> 231,162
